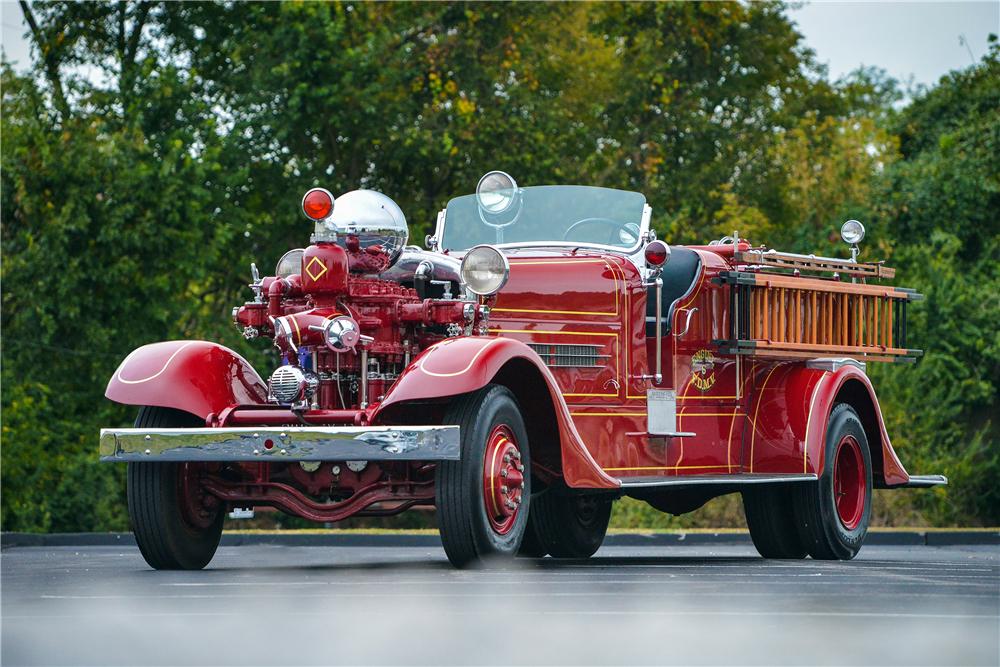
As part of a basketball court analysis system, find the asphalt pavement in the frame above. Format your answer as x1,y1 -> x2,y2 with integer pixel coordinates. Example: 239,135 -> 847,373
2,538 -> 997,666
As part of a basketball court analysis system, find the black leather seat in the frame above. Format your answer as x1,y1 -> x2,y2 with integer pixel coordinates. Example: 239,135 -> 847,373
645,246 -> 701,336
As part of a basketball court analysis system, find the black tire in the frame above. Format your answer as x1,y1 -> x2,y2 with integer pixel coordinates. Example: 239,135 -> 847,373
127,406 -> 225,570
517,503 -> 549,558
529,491 -> 612,559
793,403 -> 873,560
743,486 -> 807,559
435,385 -> 531,567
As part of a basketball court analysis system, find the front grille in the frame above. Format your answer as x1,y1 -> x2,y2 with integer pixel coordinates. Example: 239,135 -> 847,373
527,343 -> 607,368
269,366 -> 305,403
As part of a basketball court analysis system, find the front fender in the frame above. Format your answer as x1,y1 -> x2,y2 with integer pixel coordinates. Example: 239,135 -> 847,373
105,340 -> 268,421
375,336 -> 619,489
746,362 -> 909,486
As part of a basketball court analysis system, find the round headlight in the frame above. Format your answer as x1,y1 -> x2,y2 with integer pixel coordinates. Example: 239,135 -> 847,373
461,245 -> 510,296
841,219 -> 865,245
275,248 -> 304,279
476,171 -> 518,215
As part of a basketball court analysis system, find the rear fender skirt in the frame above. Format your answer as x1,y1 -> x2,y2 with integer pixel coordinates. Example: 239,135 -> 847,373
813,365 -> 910,487
105,340 -> 268,421
374,336 -> 619,489
745,362 -> 910,486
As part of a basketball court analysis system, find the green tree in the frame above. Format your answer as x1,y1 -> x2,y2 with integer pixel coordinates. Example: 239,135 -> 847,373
3,2 -> 996,531
869,39 -> 1000,525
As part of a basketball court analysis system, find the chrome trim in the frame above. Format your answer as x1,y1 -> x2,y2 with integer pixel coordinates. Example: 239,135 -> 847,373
674,307 -> 698,338
99,425 -> 460,462
460,244 -> 510,296
359,346 -> 369,409
654,276 -> 663,382
898,474 -> 948,488
619,473 -> 818,489
311,190 -> 409,266
740,248 -> 857,266
806,357 -> 867,374
526,343 -> 607,368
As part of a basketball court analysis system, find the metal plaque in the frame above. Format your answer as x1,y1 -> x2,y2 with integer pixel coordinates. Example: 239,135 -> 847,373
647,389 -> 677,436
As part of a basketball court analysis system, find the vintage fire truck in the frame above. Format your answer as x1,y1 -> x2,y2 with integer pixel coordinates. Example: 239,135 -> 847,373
100,171 -> 945,570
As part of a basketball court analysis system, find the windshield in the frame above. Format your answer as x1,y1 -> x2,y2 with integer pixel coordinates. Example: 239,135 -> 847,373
441,185 -> 646,251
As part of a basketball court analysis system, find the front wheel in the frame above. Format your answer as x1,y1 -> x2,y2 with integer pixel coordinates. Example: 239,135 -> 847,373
793,403 -> 873,560
127,406 -> 224,570
435,385 -> 531,567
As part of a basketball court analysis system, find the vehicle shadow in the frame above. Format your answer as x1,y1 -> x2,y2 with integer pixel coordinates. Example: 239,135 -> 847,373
196,553 -> 770,574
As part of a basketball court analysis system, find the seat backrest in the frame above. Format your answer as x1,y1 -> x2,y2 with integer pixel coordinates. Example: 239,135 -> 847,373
645,247 -> 701,336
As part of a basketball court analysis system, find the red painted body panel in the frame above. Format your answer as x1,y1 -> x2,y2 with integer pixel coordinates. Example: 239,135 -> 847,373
375,335 -> 619,489
301,243 -> 349,298
665,250 -> 742,477
741,362 -> 910,485
105,340 -> 267,420
490,253 -> 658,477
480,247 -> 912,488
742,362 -> 824,475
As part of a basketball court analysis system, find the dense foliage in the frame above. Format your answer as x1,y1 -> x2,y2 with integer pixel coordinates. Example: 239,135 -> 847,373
2,2 -> 996,531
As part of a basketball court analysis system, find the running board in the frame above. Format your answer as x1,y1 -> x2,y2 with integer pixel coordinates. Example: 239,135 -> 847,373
618,473 -> 818,489
898,474 -> 948,488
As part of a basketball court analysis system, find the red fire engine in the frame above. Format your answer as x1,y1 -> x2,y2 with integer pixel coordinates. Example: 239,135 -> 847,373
101,172 -> 945,569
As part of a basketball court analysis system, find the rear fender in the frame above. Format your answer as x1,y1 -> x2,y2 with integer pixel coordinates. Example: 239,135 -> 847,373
106,340 -> 268,421
745,362 -> 909,486
375,336 -> 619,489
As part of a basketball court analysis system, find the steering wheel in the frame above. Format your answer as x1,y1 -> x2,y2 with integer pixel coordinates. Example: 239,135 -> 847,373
562,217 -> 640,246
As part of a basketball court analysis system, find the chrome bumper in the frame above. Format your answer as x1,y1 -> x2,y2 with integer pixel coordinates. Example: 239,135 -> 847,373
99,425 -> 460,462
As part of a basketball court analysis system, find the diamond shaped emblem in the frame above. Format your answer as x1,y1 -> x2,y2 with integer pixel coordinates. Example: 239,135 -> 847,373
305,256 -> 328,282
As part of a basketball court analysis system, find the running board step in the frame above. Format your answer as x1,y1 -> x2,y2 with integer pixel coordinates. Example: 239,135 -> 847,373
898,474 -> 948,488
618,473 -> 817,489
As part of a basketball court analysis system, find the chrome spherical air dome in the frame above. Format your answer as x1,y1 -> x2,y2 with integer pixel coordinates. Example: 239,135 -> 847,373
313,190 -> 409,269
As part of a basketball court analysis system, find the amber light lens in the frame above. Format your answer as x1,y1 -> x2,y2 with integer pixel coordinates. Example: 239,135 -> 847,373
644,240 -> 670,267
302,188 -> 334,220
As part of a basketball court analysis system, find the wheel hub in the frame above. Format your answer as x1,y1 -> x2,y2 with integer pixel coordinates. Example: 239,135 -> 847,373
833,435 -> 865,530
482,425 -> 524,535
178,463 -> 220,530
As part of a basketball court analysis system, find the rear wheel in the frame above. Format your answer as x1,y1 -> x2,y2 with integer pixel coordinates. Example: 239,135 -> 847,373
435,385 -> 531,567
793,403 -> 872,560
127,406 -> 224,570
528,490 -> 612,559
517,508 -> 549,558
743,486 -> 807,559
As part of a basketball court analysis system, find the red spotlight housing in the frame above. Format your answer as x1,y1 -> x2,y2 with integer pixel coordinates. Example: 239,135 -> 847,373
644,240 -> 670,267
302,188 -> 334,221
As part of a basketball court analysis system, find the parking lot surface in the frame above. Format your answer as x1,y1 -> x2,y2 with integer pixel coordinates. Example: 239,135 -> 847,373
2,539 -> 998,666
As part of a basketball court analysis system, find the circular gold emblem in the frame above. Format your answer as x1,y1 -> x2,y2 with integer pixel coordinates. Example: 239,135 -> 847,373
691,349 -> 717,392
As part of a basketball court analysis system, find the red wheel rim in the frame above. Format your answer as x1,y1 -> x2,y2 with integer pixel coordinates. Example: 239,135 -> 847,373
482,425 -> 524,535
833,435 -> 866,530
